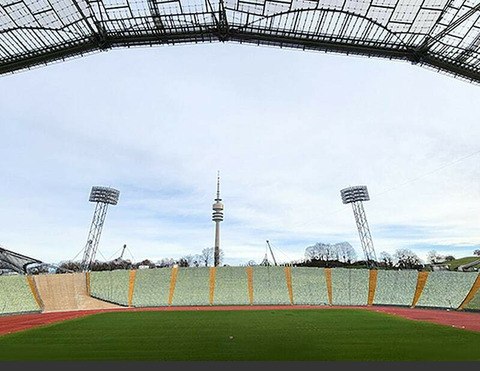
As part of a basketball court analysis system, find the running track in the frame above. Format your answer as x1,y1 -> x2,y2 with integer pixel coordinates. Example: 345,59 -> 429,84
0,305 -> 479,336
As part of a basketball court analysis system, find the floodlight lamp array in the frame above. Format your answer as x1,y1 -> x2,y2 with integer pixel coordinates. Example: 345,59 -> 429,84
340,185 -> 370,204
89,186 -> 120,205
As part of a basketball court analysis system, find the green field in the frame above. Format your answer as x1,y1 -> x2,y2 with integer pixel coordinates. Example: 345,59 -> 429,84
0,309 -> 479,361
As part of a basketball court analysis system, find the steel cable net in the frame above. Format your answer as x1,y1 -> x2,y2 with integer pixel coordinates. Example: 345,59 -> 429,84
0,0 -> 479,82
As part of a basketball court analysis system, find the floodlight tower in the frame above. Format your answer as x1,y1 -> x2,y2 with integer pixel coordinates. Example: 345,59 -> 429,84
212,172 -> 224,267
340,185 -> 377,268
80,186 -> 120,272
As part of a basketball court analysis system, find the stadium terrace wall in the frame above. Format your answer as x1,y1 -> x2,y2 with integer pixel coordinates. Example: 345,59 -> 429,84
90,270 -> 130,306
0,275 -> 41,316
415,271 -> 479,310
86,267 -> 480,311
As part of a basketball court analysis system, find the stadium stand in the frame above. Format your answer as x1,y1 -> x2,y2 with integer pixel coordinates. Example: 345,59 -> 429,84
330,268 -> 369,306
171,267 -> 210,306
80,267 -> 480,311
0,275 -> 40,315
213,267 -> 250,305
460,274 -> 480,311
290,267 -> 329,305
34,272 -> 119,312
458,273 -> 480,311
252,266 -> 290,305
131,268 -> 172,307
373,270 -> 418,307
465,294 -> 480,311
464,286 -> 480,311
90,270 -> 130,306
415,271 -> 479,309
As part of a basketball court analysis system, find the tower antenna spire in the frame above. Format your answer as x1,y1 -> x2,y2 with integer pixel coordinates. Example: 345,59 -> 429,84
216,171 -> 221,201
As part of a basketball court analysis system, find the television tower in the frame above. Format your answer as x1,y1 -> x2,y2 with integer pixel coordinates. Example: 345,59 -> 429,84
212,172 -> 224,267
340,185 -> 377,268
80,186 -> 120,272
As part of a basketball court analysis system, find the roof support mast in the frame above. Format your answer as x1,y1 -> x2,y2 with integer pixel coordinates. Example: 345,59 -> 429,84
266,240 -> 278,266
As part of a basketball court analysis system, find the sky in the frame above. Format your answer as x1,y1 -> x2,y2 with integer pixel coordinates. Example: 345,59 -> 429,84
0,42 -> 480,267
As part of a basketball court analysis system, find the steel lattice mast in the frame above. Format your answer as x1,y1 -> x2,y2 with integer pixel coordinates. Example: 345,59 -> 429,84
212,172 -> 224,267
80,186 -> 120,272
340,185 -> 377,268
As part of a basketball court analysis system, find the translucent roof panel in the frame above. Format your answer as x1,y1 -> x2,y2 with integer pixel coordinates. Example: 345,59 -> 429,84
0,0 -> 479,82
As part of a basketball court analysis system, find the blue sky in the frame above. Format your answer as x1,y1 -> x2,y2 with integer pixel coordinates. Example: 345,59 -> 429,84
1,43 -> 479,266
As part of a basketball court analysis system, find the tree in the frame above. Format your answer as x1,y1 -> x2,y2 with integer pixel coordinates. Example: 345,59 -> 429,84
394,248 -> 423,269
444,255 -> 455,262
57,260 -> 82,272
156,258 -> 176,268
180,249 -> 224,267
379,251 -> 393,268
200,248 -> 214,267
334,242 -> 357,263
427,250 -> 443,264
305,243 -> 327,261
180,254 -> 198,267
305,242 -> 356,263
474,249 -> 480,257
177,258 -> 189,267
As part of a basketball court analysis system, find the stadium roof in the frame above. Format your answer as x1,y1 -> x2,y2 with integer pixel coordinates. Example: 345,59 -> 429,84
0,0 -> 479,83
0,246 -> 43,274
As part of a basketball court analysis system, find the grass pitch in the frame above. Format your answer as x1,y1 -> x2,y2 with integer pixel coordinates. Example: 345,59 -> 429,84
0,309 -> 479,361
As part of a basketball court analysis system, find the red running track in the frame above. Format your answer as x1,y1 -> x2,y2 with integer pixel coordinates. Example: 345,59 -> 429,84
0,305 -> 478,336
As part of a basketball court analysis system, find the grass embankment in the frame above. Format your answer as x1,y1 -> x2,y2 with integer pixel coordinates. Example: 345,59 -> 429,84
445,257 -> 480,271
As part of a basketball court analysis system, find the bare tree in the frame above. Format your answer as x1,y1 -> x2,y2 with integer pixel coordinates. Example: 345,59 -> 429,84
427,250 -> 443,264
200,248 -> 214,267
180,254 -> 197,267
58,260 -> 82,272
334,242 -> 357,263
156,258 -> 176,268
394,248 -> 423,269
379,251 -> 393,268
305,243 -> 330,261
305,242 -> 356,264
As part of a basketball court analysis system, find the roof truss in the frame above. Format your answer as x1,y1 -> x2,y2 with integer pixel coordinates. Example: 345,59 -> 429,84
0,0 -> 479,82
